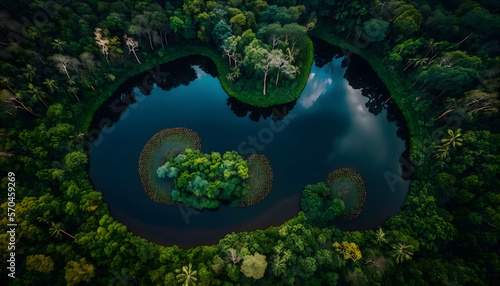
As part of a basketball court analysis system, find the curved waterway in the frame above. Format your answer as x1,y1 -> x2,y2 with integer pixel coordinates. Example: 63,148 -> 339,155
88,40 -> 410,247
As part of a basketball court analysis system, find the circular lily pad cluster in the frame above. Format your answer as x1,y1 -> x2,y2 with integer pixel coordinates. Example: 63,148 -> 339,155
138,128 -> 201,204
239,154 -> 274,206
326,168 -> 366,220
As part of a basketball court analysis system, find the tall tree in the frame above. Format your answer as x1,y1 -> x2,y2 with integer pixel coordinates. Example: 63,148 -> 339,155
123,34 -> 141,64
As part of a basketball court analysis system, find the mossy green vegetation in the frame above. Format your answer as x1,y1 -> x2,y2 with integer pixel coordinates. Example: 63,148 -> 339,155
326,168 -> 367,220
239,154 -> 274,206
301,182 -> 345,226
138,128 -> 201,204
157,149 -> 249,210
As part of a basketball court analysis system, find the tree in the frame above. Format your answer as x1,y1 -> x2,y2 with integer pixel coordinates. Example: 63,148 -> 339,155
240,252 -> 267,279
63,151 -> 88,172
123,34 -> 141,64
403,55 -> 429,72
27,83 -> 48,107
435,128 -> 464,159
94,28 -> 111,64
417,51 -> 482,93
175,263 -> 198,286
48,54 -> 73,79
42,78 -> 58,94
441,129 -> 464,148
375,228 -> 387,246
0,89 -> 40,117
227,248 -> 242,265
157,149 -> 249,209
47,221 -> 75,239
391,243 -> 413,263
271,245 -> 291,276
244,39 -> 273,95
270,49 -> 295,85
391,3 -> 423,35
212,19 -> 232,45
332,241 -> 362,262
362,19 -> 389,42
22,64 -> 38,82
67,85 -> 80,101
301,183 -> 345,225
26,254 -> 55,273
65,258 -> 95,285
52,39 -> 67,53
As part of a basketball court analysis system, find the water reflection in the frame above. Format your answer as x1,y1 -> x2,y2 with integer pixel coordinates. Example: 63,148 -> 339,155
88,42 -> 410,247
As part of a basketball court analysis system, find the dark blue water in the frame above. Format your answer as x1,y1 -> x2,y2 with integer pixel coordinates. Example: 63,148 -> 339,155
88,46 -> 410,247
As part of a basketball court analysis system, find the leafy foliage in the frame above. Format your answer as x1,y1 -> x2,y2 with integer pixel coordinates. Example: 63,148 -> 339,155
157,149 -> 249,209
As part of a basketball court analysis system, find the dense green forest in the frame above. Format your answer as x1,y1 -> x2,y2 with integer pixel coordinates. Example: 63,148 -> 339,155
1,0 -> 499,285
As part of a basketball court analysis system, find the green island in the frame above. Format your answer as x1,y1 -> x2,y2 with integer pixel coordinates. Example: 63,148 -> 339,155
1,0 -> 499,285
157,149 -> 250,209
140,128 -> 274,209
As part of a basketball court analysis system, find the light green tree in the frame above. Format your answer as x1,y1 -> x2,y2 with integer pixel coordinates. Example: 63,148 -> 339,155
240,252 -> 268,279
175,263 -> 198,286
391,243 -> 413,263
26,254 -> 55,273
375,228 -> 387,246
64,258 -> 95,285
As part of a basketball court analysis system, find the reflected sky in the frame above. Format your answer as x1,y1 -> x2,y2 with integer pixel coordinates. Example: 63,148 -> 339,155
88,54 -> 409,247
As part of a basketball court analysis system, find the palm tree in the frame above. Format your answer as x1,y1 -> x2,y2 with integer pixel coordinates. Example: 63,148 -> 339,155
391,243 -> 413,263
52,39 -> 68,53
67,86 -> 80,101
0,89 -> 40,117
271,246 -> 291,276
43,78 -> 59,93
0,76 -> 14,92
70,132 -> 86,146
175,263 -> 198,286
22,64 -> 38,82
440,128 -> 463,148
105,73 -> 116,82
434,145 -> 450,159
27,83 -> 48,107
48,221 -> 75,240
375,228 -> 387,246
403,55 -> 429,71
226,73 -> 235,82
424,39 -> 437,57
434,129 -> 464,159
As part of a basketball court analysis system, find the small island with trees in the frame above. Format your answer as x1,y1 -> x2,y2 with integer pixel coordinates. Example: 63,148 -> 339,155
139,128 -> 273,209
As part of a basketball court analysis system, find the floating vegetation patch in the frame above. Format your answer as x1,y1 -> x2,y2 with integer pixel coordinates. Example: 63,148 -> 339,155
138,128 -> 201,204
326,168 -> 366,220
239,154 -> 274,206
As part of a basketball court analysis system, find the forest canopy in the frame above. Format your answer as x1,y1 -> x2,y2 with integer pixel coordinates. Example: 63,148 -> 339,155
157,149 -> 249,209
